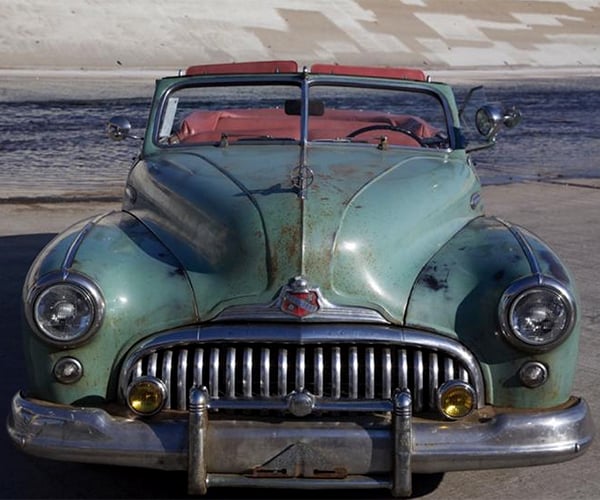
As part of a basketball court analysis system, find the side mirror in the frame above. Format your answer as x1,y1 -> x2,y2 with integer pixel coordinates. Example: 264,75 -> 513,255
107,116 -> 141,141
466,104 -> 521,153
475,104 -> 521,140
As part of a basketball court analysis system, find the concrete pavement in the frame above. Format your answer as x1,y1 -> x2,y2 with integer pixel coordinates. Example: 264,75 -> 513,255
1,0 -> 600,71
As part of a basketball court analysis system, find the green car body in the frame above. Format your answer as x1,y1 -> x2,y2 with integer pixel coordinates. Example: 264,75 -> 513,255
8,62 -> 593,497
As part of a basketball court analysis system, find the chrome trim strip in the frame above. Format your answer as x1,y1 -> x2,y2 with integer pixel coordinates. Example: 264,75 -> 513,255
9,393 -> 594,480
61,213 -> 109,273
497,218 -> 542,278
214,298 -> 390,324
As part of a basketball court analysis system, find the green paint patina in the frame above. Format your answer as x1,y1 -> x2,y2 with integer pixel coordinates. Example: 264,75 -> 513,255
23,211 -> 197,403
126,144 -> 481,322
406,217 -> 581,408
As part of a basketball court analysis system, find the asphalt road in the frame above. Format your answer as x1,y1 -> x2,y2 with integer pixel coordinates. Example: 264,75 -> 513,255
1,179 -> 599,499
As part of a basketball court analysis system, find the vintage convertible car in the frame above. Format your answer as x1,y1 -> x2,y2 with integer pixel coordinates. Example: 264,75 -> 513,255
7,61 -> 594,497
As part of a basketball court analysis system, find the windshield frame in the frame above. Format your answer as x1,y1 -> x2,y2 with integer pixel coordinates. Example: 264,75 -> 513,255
146,72 -> 459,152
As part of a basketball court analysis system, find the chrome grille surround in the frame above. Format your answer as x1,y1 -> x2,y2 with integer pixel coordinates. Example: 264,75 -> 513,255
119,324 -> 484,415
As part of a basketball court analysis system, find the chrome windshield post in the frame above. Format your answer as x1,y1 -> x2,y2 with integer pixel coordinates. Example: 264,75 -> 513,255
392,388 -> 413,497
188,386 -> 209,495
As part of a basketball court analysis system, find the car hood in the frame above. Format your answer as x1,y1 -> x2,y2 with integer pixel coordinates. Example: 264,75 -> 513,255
127,145 -> 481,323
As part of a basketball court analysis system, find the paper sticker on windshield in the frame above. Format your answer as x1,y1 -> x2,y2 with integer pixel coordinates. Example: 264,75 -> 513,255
159,97 -> 179,138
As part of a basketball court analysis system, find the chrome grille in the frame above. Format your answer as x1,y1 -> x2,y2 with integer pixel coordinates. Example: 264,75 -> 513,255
123,341 -> 475,414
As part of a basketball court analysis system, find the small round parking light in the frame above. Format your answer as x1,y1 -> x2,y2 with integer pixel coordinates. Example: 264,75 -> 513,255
438,380 -> 476,420
53,357 -> 83,384
519,361 -> 549,388
126,376 -> 167,416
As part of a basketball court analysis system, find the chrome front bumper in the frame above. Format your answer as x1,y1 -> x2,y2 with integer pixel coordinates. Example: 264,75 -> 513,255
7,390 -> 594,497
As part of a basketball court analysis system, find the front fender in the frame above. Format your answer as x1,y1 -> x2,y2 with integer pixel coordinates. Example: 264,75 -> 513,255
22,211 -> 198,404
405,216 -> 580,408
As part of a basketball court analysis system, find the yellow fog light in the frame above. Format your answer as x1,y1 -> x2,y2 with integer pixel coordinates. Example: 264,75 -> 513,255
126,376 -> 167,416
437,380 -> 476,420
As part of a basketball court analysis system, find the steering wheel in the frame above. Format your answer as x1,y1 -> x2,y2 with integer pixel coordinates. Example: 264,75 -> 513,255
346,124 -> 425,146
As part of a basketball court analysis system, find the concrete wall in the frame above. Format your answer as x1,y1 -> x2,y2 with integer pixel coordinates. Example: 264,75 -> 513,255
1,0 -> 600,71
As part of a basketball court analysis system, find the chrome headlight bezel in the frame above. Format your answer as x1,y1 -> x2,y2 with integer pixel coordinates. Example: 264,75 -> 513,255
25,272 -> 105,347
498,276 -> 577,352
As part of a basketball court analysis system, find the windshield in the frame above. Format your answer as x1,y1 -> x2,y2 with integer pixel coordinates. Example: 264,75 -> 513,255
156,81 -> 450,149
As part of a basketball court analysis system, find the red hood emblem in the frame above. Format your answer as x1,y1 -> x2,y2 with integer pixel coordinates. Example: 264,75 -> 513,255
280,277 -> 320,318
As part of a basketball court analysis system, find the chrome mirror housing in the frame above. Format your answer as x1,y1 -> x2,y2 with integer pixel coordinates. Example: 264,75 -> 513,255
107,116 -> 141,141
466,104 -> 521,153
107,116 -> 131,140
475,104 -> 521,140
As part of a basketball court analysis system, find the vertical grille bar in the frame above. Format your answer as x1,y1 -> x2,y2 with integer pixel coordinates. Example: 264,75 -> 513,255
133,360 -> 143,379
177,349 -> 188,410
444,357 -> 455,380
148,353 -> 158,377
332,347 -> 341,399
162,350 -> 173,409
365,347 -> 375,399
242,347 -> 253,398
382,348 -> 392,399
414,351 -> 423,412
296,347 -> 305,390
398,349 -> 408,390
209,348 -> 219,399
429,352 -> 439,409
193,348 -> 204,387
278,348 -> 288,396
260,348 -> 270,396
225,347 -> 236,398
314,347 -> 324,397
349,346 -> 358,399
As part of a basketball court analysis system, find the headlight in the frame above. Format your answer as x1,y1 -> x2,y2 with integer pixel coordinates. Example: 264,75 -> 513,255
27,273 -> 104,346
499,276 -> 576,352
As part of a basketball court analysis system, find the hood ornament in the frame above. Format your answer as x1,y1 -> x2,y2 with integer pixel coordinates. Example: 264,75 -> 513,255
279,276 -> 320,318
